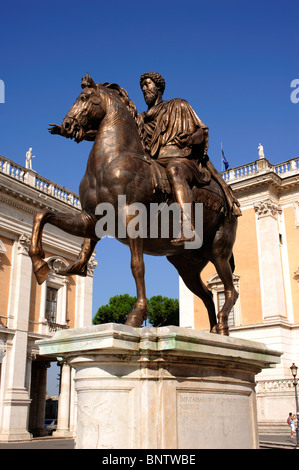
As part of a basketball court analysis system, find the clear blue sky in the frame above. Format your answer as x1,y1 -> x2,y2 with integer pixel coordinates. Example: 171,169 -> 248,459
1,0 -> 298,321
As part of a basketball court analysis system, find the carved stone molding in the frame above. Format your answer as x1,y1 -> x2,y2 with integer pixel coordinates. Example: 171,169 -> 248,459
27,351 -> 37,362
0,238 -> 7,268
17,233 -> 31,255
256,379 -> 293,393
293,201 -> 299,227
0,238 -> 7,255
87,258 -> 98,277
48,257 -> 67,274
254,199 -> 282,219
294,268 -> 299,282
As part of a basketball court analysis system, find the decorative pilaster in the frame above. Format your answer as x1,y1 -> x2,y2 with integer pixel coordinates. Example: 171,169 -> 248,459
0,234 -> 33,441
254,199 -> 287,321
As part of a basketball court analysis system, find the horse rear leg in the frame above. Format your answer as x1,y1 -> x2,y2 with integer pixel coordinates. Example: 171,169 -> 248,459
125,237 -> 147,328
29,209 -> 96,284
167,255 -> 217,332
211,256 -> 238,336
210,219 -> 238,335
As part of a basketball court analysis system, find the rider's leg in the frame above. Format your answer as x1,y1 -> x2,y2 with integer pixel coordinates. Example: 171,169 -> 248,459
166,161 -> 195,245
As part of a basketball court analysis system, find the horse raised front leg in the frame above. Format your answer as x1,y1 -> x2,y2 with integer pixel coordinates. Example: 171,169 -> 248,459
29,209 -> 97,285
125,237 -> 147,328
29,209 -> 52,284
57,238 -> 98,277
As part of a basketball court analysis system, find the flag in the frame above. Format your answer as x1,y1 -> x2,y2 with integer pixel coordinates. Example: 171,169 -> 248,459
221,147 -> 229,171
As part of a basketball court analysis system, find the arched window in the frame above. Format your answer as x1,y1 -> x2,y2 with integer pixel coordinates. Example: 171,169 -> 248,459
39,257 -> 69,333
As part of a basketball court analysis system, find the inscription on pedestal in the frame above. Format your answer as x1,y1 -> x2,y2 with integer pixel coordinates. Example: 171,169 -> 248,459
177,390 -> 252,449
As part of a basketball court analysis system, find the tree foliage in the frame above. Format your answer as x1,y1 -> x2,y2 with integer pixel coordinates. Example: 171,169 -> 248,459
93,294 -> 179,327
147,295 -> 179,327
92,294 -> 137,325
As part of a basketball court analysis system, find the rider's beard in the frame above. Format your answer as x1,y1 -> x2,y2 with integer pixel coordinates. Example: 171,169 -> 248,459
143,91 -> 157,107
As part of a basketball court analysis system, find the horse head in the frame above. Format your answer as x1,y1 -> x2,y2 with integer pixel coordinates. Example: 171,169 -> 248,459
52,73 -> 139,144
61,73 -> 106,143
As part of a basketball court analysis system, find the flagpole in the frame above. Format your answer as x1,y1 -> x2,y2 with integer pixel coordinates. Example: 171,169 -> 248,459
221,142 -> 223,172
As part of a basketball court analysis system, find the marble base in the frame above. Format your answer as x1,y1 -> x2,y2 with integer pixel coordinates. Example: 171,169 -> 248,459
38,324 -> 281,449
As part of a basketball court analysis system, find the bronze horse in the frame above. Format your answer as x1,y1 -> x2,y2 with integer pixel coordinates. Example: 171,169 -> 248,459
29,74 -> 238,335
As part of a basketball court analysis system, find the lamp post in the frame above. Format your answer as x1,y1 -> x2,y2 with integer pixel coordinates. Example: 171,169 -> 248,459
290,363 -> 299,447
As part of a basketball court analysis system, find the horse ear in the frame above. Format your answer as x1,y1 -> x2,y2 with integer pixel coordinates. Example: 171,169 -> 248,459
81,73 -> 97,89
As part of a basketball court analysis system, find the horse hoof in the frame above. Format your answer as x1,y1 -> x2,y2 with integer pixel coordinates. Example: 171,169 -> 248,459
217,325 -> 229,336
58,263 -> 87,277
34,261 -> 50,285
125,312 -> 146,328
125,317 -> 143,328
210,324 -> 229,336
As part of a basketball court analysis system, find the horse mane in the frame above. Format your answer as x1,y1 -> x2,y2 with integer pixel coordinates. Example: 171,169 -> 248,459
101,82 -> 139,124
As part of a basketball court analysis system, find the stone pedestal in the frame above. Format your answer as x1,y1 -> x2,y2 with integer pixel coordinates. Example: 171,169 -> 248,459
38,324 -> 281,449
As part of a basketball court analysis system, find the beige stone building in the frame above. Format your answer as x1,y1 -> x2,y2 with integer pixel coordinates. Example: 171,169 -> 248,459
0,155 -> 96,441
180,151 -> 299,432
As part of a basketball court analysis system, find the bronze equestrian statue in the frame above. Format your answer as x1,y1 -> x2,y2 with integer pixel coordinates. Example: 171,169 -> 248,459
29,72 -> 241,335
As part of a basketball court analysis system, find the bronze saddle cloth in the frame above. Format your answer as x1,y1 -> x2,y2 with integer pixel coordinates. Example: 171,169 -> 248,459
136,155 -> 227,216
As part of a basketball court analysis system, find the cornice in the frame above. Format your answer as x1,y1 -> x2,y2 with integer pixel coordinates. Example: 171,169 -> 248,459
0,182 -> 81,216
0,213 -> 82,258
230,171 -> 292,194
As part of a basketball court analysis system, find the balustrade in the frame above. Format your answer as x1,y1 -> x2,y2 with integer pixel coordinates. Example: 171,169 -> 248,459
0,155 -> 81,209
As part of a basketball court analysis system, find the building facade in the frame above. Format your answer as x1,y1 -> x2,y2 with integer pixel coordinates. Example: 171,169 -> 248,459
180,152 -> 299,432
0,155 -> 96,441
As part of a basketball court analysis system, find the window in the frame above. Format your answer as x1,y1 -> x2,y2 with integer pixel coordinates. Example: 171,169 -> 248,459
38,257 -> 69,334
45,287 -> 58,324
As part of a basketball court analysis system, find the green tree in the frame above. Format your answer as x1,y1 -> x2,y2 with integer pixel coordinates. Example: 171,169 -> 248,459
93,294 -> 179,327
93,294 -> 137,325
147,295 -> 179,327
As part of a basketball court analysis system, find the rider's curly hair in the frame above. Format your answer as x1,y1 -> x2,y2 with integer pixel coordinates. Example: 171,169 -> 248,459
139,72 -> 165,95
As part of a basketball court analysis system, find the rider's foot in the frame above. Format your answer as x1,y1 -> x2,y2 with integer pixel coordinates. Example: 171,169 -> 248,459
171,235 -> 195,246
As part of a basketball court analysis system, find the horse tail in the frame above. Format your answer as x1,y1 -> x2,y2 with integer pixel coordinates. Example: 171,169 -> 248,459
229,254 -> 235,273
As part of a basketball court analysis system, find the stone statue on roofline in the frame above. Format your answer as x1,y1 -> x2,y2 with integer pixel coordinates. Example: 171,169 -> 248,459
26,147 -> 35,169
